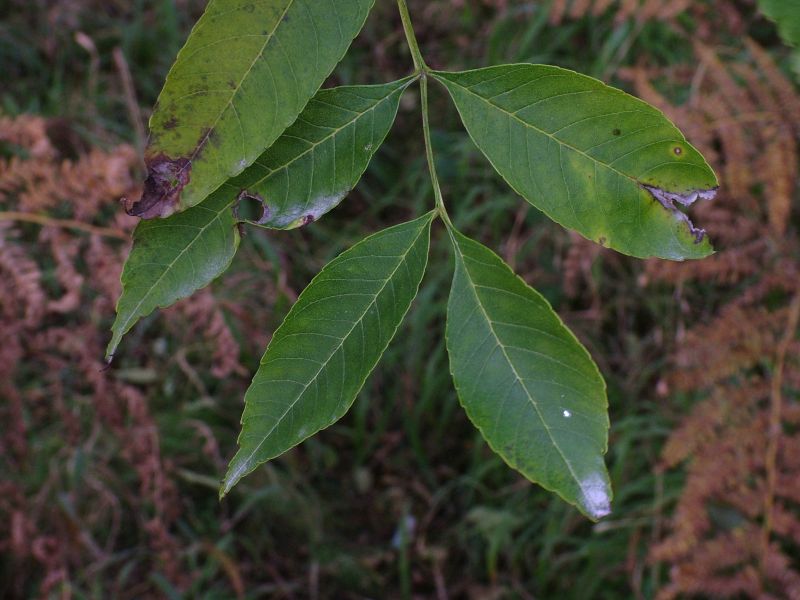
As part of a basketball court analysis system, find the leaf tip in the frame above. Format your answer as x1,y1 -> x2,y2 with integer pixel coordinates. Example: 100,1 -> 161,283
104,335 -> 119,364
641,183 -> 718,254
577,472 -> 613,521
220,454 -> 252,498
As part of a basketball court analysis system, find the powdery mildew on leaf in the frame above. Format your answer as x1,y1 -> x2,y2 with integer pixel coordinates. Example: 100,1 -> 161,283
231,79 -> 414,230
445,229 -> 611,520
641,184 -> 718,243
433,65 -> 719,260
109,80 -> 411,358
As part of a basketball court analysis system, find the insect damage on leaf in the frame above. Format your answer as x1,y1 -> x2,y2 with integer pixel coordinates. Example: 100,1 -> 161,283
234,190 -> 271,225
642,184 -> 718,243
124,155 -> 191,219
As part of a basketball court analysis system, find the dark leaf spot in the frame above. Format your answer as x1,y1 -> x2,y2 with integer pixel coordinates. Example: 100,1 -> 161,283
124,154 -> 191,219
673,146 -> 682,155
192,127 -> 215,160
163,116 -> 179,130
598,236 -> 607,247
301,214 -> 315,226
612,128 -> 621,136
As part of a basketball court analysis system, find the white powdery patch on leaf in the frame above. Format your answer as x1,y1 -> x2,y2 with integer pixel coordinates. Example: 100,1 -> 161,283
642,184 -> 718,243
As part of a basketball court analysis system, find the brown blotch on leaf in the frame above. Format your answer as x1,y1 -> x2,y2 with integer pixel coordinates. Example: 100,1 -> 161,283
301,214 -> 315,226
674,146 -> 682,155
598,236 -> 607,247
163,116 -> 179,130
612,128 -> 621,136
124,154 -> 191,219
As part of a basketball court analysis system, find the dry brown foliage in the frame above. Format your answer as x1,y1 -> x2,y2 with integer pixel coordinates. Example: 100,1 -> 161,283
615,37 -> 800,598
549,0 -> 693,25
0,114 -> 244,597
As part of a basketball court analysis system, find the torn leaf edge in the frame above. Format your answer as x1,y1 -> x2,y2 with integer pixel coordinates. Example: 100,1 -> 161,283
641,184 -> 718,243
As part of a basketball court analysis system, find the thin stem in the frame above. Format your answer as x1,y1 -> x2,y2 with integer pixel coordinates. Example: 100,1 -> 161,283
761,293 -> 800,569
0,211 -> 129,240
396,0 -> 453,228
396,0 -> 426,73
419,75 -> 453,228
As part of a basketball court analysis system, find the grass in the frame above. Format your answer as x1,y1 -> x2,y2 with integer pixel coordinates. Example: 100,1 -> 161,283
2,0 -> 793,597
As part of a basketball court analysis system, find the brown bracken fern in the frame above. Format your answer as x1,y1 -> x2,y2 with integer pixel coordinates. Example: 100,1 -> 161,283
622,35 -> 800,598
548,0 -> 693,25
0,113 -> 244,597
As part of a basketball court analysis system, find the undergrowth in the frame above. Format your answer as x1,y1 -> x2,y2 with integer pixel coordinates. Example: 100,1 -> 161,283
1,0 -> 798,598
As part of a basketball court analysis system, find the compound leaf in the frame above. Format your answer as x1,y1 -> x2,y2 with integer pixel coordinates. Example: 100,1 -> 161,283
222,212 -> 435,495
433,65 -> 718,260
107,190 -> 239,361
446,228 -> 611,520
126,0 -> 374,219
234,78 -> 414,229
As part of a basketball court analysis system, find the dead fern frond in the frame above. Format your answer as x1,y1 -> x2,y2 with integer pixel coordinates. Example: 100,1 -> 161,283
639,30 -> 800,599
169,288 -> 243,379
0,223 -> 45,326
548,0 -> 693,25
0,111 -> 247,595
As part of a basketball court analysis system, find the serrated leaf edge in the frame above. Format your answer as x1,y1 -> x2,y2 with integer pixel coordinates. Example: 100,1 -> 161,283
221,211 -> 436,496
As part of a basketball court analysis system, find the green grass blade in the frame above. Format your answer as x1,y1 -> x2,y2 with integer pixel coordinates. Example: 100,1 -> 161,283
221,212 -> 436,496
433,65 -> 719,260
446,228 -> 611,520
127,0 -> 375,218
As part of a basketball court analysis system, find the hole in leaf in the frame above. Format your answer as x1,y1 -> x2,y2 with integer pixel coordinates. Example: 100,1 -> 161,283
234,190 -> 270,224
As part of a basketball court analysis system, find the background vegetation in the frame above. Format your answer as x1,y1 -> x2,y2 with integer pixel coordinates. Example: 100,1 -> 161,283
1,0 -> 798,597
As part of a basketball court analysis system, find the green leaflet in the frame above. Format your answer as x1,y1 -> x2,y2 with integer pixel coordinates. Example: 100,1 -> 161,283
221,212 -> 435,496
107,189 -> 239,360
758,0 -> 800,47
433,65 -> 718,260
108,80 -> 410,359
445,228 -> 611,520
126,0 -> 374,219
233,78 -> 414,229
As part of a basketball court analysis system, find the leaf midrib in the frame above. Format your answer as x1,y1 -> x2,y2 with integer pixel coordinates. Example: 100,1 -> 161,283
186,0 -> 298,165
436,73 -> 657,187
235,217 -> 431,472
113,200 -> 234,342
454,240 -> 583,492
247,81 -> 409,189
